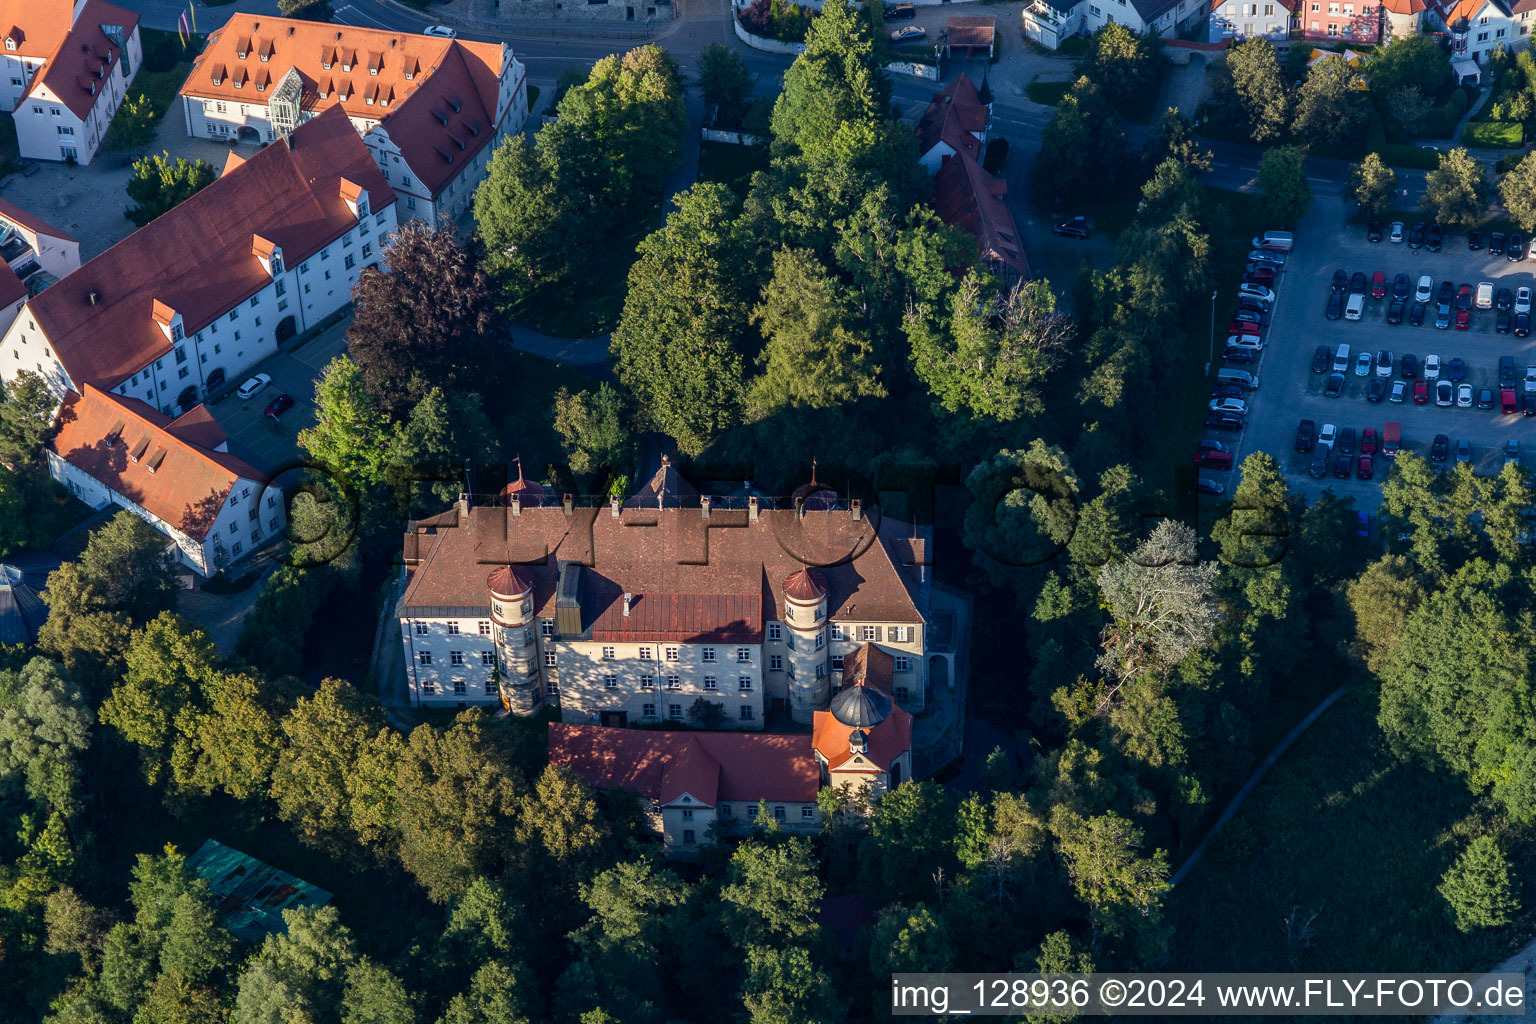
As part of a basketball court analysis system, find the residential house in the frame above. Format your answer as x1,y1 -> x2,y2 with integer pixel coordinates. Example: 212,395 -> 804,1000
1431,0 -> 1522,66
178,15 -> 527,226
47,384 -> 286,576
1021,0 -> 1085,48
1022,0 -> 1208,46
0,104 -> 395,417
916,73 -> 988,175
0,0 -> 142,165
0,195 -> 68,348
1292,0 -> 1383,41
1211,0 -> 1292,41
397,463 -> 944,724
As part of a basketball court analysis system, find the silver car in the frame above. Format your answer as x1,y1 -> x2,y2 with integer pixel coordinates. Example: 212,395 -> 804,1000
1518,286 -> 1533,314
1355,351 -> 1373,377
1458,383 -> 1473,407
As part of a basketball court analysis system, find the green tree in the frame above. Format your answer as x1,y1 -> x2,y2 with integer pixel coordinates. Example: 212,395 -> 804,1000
1096,521 -> 1219,683
869,904 -> 953,974
515,763 -> 607,870
1348,151 -> 1399,219
475,135 -> 584,301
1365,35 -> 1452,99
0,658 -> 92,815
1144,108 -> 1213,173
906,273 -> 1071,423
963,443 -> 1082,579
553,383 -> 635,477
37,511 -> 177,681
1292,54 -> 1367,149
125,153 -> 216,227
1035,78 -> 1127,206
741,944 -> 841,1024
233,905 -> 357,1024
1257,145 -> 1313,226
1498,151 -> 1536,232
342,960 -> 418,1024
721,838 -> 823,946
438,963 -> 532,1024
389,387 -> 496,509
102,93 -> 159,153
1422,147 -> 1488,227
1439,835 -> 1520,932
0,369 -> 58,472
1079,22 -> 1165,115
1218,39 -> 1291,143
610,183 -> 751,457
747,248 -> 884,419
867,781 -> 955,901
298,355 -> 397,491
696,42 -> 755,127
1050,808 -> 1171,939
1345,555 -> 1425,671
349,223 -> 495,419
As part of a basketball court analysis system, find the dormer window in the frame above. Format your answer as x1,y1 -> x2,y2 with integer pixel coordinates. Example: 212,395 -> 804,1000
4,39 -> 14,52
271,253 -> 283,274
357,196 -> 368,218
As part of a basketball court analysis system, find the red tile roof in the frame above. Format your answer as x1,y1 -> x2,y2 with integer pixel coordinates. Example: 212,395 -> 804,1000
917,73 -> 987,163
784,567 -> 827,601
182,14 -> 516,198
0,196 -> 76,244
50,384 -> 263,541
163,404 -> 228,452
548,723 -> 820,805
933,151 -> 1029,280
20,0 -> 139,122
589,589 -> 763,643
1380,0 -> 1427,12
31,105 -> 391,391
813,696 -> 912,772
946,16 -> 995,51
0,260 -> 25,310
626,455 -> 698,509
400,503 -> 924,628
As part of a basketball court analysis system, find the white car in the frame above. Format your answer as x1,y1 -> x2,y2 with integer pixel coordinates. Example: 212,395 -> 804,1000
1458,383 -> 1474,407
236,373 -> 271,399
1525,365 -> 1536,394
1477,281 -> 1494,309
1208,397 -> 1249,416
1226,335 -> 1264,351
1415,274 -> 1433,303
1518,286 -> 1533,314
1354,351 -> 1373,377
1390,222 -> 1405,243
423,25 -> 457,37
1424,354 -> 1441,380
1319,422 -> 1338,448
1238,283 -> 1276,304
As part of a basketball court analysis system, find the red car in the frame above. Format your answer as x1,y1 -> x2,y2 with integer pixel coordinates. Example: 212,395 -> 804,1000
1227,320 -> 1261,336
1413,379 -> 1429,404
1357,453 -> 1374,479
264,394 -> 295,419
1361,427 -> 1378,453
1504,387 -> 1519,413
1193,448 -> 1234,469
1244,268 -> 1276,287
1371,271 -> 1386,299
1455,307 -> 1471,330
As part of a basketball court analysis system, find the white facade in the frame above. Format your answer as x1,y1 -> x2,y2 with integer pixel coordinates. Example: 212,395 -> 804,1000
0,202 -> 396,412
1211,0 -> 1292,38
1021,0 -> 1086,48
10,26 -> 142,166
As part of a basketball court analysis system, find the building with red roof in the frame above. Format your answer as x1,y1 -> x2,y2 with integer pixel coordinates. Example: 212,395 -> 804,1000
0,104 -> 395,416
178,15 -> 527,227
1,0 -> 143,166
48,384 -> 285,575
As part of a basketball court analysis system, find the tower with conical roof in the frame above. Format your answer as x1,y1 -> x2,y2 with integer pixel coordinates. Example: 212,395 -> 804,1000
782,566 -> 832,724
488,564 -> 543,715
811,645 -> 913,796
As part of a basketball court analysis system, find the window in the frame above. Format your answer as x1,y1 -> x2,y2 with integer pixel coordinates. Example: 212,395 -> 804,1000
643,702 -> 656,717
773,806 -> 785,820
896,655 -> 914,672
450,651 -> 464,665
703,676 -> 717,690
860,626 -> 879,642
814,631 -> 824,650
801,807 -> 815,820
681,808 -> 694,820
641,674 -> 655,689
402,175 -> 412,186
484,678 -> 496,695
736,647 -> 751,663
362,243 -> 372,258
479,621 -> 491,636
815,664 -> 825,679
604,675 -> 617,689
1497,27 -> 1506,36
747,804 -> 758,819
721,804 -> 733,817
421,680 -> 437,695
639,647 -> 653,660
481,652 -> 495,665
831,624 -> 846,641
544,651 -> 557,667
740,706 -> 754,721
896,686 -> 910,704
665,646 -> 679,661
540,619 -> 554,637
270,517 -> 280,530
447,622 -> 460,635
228,522 -> 239,535
1327,21 -> 1338,33
767,623 -> 781,642
249,296 -> 259,308
702,647 -> 716,663
1480,13 -> 1488,21
418,651 -> 432,665
770,655 -> 783,671
665,675 -> 680,690
414,622 -> 428,635
831,654 -> 844,671
602,646 -> 615,660
738,677 -> 752,691
1089,3 -> 1100,13
669,704 -> 683,720
344,254 -> 355,270
452,679 -> 466,695
344,234 -> 354,248
1478,30 -> 1489,38
682,829 -> 696,845
56,126 -> 74,136
231,542 -> 243,555
275,279 -> 286,297
891,626 -> 914,643
268,495 -> 278,508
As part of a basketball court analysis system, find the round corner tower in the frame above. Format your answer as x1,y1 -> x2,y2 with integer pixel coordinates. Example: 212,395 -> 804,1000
783,567 -> 831,724
488,565 -> 542,715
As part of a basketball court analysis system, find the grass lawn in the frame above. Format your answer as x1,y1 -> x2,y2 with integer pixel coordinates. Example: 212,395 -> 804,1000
1025,79 -> 1072,107
1167,690 -> 1536,974
1462,120 -> 1525,148
697,139 -> 769,197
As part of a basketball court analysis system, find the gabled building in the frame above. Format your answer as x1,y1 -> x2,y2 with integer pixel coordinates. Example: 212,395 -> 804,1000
916,74 -> 988,175
0,0 -> 142,165
0,105 -> 396,415
1291,0 -> 1383,41
1431,0 -> 1525,67
397,471 -> 939,724
178,15 -> 527,226
1022,0 -> 1210,46
1211,0 -> 1293,41
0,196 -> 79,284
811,644 -> 914,797
48,384 -> 285,575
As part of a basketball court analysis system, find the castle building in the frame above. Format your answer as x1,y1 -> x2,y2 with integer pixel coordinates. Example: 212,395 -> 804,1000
396,463 -> 941,726
177,15 -> 527,226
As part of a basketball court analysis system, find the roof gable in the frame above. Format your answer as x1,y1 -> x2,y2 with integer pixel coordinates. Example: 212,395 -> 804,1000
549,724 -> 819,803
25,0 -> 138,121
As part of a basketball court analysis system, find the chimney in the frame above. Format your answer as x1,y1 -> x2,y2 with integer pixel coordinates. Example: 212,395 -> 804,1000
795,496 -> 806,520
88,291 -> 99,306
700,495 -> 711,518
610,495 -> 620,518
748,495 -> 759,521
622,592 -> 632,617
456,492 -> 469,519
851,498 -> 862,521
563,493 -> 573,516
849,729 -> 868,755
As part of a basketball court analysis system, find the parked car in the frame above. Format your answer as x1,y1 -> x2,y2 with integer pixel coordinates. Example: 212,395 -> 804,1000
1235,307 -> 1270,327
1318,423 -> 1338,448
263,394 -> 295,419
1519,313 -> 1532,338
1349,272 -> 1368,296
1368,221 -> 1383,242
1480,387 -> 1495,409
1435,303 -> 1452,330
1371,271 -> 1387,299
1224,346 -> 1257,364
1410,302 -> 1427,326
236,374 -> 271,400
1469,229 -> 1484,250
1325,374 -> 1346,398
1497,287 -> 1514,311
1227,335 -> 1263,352
1511,232 -> 1527,260
1498,311 -> 1513,334
1228,320 -> 1261,336
422,24 -> 457,37
1390,221 -> 1405,244
1456,283 -> 1473,310
1456,439 -> 1472,464
1424,354 -> 1441,379
1331,269 -> 1349,293
1491,231 -> 1507,255
1211,384 -> 1245,400
1339,426 -> 1357,454
1238,283 -> 1276,304
1193,476 -> 1226,496
1411,275 -> 1431,304
1354,351 -> 1373,377
1413,379 -> 1430,404
1401,353 -> 1419,379
1368,376 -> 1388,402
889,25 -> 927,41
1312,345 -> 1330,374
1436,380 -> 1454,406
885,1 -> 917,17
1244,267 -> 1276,287
1409,222 -> 1426,248
1506,440 -> 1521,467
1249,249 -> 1286,265
1333,453 -> 1353,479
1457,382 -> 1473,407
1295,419 -> 1316,451
1051,218 -> 1090,239
1392,273 -> 1411,300
1519,286 -> 1533,314
1206,411 -> 1244,432
1447,358 -> 1465,382
1362,427 -> 1378,454
1209,397 -> 1249,416
1503,387 -> 1519,414
1325,291 -> 1344,320
1310,447 -> 1331,478
1477,281 -> 1495,309
1427,223 -> 1444,251
1436,280 -> 1455,307
1456,307 -> 1471,331
1390,379 -> 1408,403
1525,393 -> 1536,416
1358,454 -> 1374,479
1431,434 -> 1450,462
1501,356 -> 1517,384
1375,351 -> 1393,377
1387,300 -> 1405,324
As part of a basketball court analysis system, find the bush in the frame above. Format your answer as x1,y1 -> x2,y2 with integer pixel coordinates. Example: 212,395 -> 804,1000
1462,120 -> 1525,148
1376,143 -> 1443,170
740,0 -> 817,42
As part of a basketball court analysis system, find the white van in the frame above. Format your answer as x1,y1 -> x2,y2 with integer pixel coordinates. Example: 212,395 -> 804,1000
1345,294 -> 1365,321
1476,281 -> 1494,309
1332,343 -> 1352,373
1218,368 -> 1259,390
1252,230 -> 1294,251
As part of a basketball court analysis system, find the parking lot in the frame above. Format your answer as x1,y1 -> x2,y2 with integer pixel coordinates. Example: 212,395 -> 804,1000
1222,213 -> 1536,505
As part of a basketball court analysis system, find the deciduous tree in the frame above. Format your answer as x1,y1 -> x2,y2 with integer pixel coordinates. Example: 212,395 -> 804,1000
125,153 -> 216,227
1292,54 -> 1367,149
0,658 -> 92,815
1218,40 -> 1291,143
1499,151 -> 1536,232
696,43 -> 755,128
1079,23 -> 1165,116
1348,151 -> 1399,219
553,383 -> 635,477
102,93 -> 159,153
1257,145 -> 1313,226
1422,147 -> 1488,227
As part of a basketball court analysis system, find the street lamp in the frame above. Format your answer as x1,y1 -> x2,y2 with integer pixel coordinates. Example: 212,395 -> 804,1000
1207,290 -> 1218,377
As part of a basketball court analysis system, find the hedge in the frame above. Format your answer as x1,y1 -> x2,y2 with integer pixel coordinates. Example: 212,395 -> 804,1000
1377,144 -> 1444,170
1462,120 -> 1525,148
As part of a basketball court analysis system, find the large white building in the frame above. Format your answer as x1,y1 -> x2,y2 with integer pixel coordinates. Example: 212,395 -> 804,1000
397,463 -> 944,727
1021,0 -> 1209,47
177,15 -> 527,226
0,104 -> 395,416
0,0 -> 142,166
